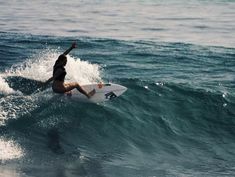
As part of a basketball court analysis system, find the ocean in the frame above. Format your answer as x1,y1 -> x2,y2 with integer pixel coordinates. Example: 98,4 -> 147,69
0,1 -> 235,177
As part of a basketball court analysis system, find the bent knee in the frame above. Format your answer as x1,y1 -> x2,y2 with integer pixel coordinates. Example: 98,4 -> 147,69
65,82 -> 79,87
64,82 -> 80,91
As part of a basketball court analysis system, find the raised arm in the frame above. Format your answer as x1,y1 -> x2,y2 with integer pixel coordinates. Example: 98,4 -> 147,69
63,42 -> 77,55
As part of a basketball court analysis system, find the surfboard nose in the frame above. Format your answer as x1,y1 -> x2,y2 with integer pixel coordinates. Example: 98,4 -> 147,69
121,85 -> 127,92
112,83 -> 127,90
110,83 -> 127,95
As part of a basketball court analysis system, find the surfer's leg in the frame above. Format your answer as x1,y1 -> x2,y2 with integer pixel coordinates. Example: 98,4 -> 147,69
64,82 -> 95,98
75,83 -> 96,98
75,83 -> 91,98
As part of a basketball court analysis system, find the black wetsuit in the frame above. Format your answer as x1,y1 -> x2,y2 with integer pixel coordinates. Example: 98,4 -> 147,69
53,64 -> 66,82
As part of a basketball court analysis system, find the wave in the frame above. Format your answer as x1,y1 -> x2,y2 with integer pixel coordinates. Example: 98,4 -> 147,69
0,32 -> 235,176
1,77 -> 234,175
4,76 -> 234,137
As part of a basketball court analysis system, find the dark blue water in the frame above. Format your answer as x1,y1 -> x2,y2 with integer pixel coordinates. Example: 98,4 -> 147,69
1,1 -> 235,177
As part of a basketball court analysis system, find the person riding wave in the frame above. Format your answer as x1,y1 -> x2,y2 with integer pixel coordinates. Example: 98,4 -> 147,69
44,42 -> 95,98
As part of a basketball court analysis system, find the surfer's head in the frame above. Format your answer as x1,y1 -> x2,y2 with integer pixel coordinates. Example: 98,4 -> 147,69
57,54 -> 67,66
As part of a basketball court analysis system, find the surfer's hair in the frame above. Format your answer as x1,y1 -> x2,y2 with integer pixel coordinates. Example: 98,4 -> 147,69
55,54 -> 67,67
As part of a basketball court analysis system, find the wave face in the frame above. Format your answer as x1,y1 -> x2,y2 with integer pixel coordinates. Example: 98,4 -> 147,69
0,32 -> 235,177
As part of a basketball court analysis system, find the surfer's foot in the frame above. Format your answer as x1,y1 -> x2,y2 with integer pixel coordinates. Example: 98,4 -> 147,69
87,89 -> 96,99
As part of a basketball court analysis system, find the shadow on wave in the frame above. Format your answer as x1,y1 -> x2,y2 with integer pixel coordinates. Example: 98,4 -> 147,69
4,76 -> 49,95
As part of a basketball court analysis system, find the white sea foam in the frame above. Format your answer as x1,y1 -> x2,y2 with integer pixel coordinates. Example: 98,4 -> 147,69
0,76 -> 15,95
0,138 -> 24,161
6,49 -> 102,84
66,55 -> 102,84
5,50 -> 58,81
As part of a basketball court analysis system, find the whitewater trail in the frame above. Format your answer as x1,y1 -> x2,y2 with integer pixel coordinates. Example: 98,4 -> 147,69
0,50 -> 103,126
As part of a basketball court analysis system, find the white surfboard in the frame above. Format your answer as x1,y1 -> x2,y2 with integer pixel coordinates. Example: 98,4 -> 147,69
68,83 -> 127,103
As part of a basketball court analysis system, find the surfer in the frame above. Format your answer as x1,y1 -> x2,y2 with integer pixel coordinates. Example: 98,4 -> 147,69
44,42 -> 95,98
